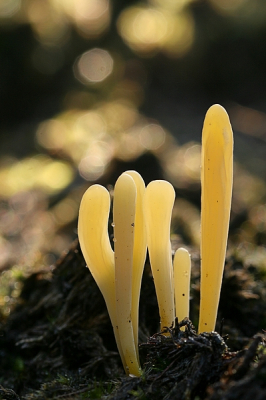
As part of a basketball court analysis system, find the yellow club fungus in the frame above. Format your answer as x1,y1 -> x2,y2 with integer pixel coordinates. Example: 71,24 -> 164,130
77,104 -> 234,375
125,171 -> 147,362
174,247 -> 191,329
113,173 -> 141,376
198,104 -> 233,333
78,171 -> 146,376
77,184 -> 123,365
144,180 -> 175,332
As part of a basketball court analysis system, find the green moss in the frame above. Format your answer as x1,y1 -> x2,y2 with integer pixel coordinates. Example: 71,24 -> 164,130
85,382 -> 115,399
129,387 -> 148,399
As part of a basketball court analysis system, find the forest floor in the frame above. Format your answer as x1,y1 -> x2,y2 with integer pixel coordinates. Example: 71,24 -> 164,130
1,154 -> 266,400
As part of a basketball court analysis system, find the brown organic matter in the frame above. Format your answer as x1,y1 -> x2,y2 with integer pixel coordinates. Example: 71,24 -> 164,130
0,240 -> 266,399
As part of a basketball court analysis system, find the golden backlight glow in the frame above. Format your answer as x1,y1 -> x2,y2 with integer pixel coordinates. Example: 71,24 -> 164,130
0,0 -> 21,18
140,123 -> 166,150
117,5 -> 194,56
163,142 -> 201,187
0,0 -> 254,45
70,0 -> 110,36
0,155 -> 74,197
36,98 -> 169,180
26,0 -> 110,43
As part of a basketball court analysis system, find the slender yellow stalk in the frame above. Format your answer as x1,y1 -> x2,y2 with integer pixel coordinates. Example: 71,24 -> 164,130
77,185 -> 126,370
113,173 -> 141,376
174,247 -> 191,330
144,180 -> 175,332
123,171 -> 147,361
198,104 -> 233,333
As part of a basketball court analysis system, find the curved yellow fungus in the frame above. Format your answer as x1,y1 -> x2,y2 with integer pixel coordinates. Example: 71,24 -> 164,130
144,180 -> 175,332
78,184 -> 114,312
77,185 -> 126,367
78,180 -> 141,375
174,247 -> 191,330
198,104 -> 233,333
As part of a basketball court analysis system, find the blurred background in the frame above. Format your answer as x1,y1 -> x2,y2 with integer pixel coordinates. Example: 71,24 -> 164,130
2,0 -> 266,315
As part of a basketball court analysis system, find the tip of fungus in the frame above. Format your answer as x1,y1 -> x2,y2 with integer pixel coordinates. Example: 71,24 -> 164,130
207,103 -> 226,114
204,104 -> 231,130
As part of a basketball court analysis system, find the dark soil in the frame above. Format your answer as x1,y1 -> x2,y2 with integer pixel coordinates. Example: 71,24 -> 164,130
0,237 -> 266,399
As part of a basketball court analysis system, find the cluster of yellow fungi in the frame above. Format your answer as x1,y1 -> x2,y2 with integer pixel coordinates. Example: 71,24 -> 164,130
78,104 -> 234,376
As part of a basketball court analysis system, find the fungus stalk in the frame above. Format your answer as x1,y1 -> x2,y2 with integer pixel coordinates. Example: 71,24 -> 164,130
198,104 -> 233,333
77,185 -> 125,365
78,171 -> 145,377
113,173 -> 141,376
144,180 -> 175,332
125,171 -> 147,361
174,247 -> 191,330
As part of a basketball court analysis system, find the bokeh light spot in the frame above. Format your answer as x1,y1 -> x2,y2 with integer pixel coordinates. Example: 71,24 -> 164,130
0,0 -> 20,18
0,156 -> 74,197
75,0 -> 109,20
37,119 -> 67,150
75,48 -> 114,84
117,5 -> 194,56
184,144 -> 201,179
38,160 -> 74,192
75,111 -> 106,138
117,6 -> 167,53
27,0 -> 69,45
74,0 -> 110,36
52,198 -> 78,225
132,8 -> 167,45
140,124 -> 165,150
78,155 -> 105,181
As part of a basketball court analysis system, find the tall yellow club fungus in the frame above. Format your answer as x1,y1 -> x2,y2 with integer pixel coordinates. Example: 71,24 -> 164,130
113,173 -> 141,376
77,184 -> 124,365
174,247 -> 191,330
144,180 -> 175,332
198,104 -> 233,333
78,171 -> 146,376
